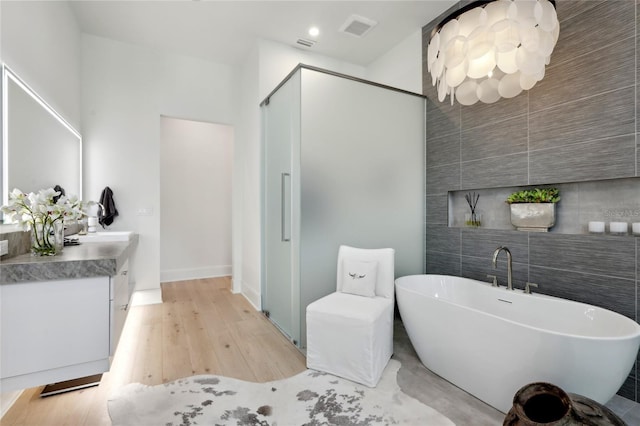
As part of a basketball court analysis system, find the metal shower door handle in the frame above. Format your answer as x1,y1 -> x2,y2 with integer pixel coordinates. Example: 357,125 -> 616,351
281,172 -> 291,242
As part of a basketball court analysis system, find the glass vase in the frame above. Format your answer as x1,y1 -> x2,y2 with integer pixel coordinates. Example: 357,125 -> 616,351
465,213 -> 482,227
31,220 -> 64,256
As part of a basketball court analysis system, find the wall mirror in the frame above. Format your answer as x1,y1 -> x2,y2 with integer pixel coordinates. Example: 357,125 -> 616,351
1,65 -> 82,210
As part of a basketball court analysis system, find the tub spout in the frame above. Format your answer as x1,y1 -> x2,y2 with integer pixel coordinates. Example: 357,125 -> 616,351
492,246 -> 513,290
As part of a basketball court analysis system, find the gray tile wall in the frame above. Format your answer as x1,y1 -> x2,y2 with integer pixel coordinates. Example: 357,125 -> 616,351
422,1 -> 640,402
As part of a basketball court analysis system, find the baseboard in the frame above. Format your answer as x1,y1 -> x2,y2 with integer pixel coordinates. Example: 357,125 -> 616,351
160,265 -> 232,283
241,281 -> 261,311
1,390 -> 23,419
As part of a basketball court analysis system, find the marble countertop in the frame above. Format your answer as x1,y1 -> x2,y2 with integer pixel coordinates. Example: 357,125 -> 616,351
0,235 -> 138,284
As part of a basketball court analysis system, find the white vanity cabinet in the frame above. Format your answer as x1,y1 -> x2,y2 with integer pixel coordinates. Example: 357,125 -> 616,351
0,276 -> 111,391
0,236 -> 137,392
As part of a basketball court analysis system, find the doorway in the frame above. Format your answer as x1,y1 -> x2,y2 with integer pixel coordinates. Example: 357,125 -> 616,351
160,116 -> 234,282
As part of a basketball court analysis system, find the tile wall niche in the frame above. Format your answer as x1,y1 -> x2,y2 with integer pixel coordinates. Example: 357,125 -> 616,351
422,1 -> 640,401
449,178 -> 640,234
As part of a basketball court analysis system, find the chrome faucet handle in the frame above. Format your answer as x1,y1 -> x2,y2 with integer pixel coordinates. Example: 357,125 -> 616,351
525,282 -> 538,294
487,274 -> 498,287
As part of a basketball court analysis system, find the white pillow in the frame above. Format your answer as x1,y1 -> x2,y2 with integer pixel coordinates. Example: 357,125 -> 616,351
341,258 -> 378,297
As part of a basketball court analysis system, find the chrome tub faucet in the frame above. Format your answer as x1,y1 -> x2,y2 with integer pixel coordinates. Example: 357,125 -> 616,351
492,246 -> 513,290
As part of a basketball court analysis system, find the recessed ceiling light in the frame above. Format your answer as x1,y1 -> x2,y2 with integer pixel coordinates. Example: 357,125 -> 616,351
308,27 -> 320,37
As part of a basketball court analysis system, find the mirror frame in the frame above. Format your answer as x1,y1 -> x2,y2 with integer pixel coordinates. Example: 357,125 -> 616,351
2,64 -> 82,208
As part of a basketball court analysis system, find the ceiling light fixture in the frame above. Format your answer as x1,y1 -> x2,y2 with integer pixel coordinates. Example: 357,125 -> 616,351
427,0 -> 559,106
308,27 -> 320,37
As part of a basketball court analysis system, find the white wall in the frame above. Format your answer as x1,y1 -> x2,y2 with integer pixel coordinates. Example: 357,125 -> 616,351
160,117 -> 233,282
366,29 -> 423,94
0,1 -> 81,129
257,39 -> 366,101
235,45 -> 259,303
81,34 -> 237,292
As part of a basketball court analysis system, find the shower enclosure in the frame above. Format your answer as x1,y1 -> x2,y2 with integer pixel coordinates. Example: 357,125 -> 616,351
261,65 -> 425,350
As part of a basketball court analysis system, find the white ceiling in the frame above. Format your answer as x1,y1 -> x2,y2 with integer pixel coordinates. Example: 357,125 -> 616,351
69,1 -> 456,66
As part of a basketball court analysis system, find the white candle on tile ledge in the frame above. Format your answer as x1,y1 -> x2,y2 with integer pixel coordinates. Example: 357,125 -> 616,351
632,222 -> 640,235
609,222 -> 628,235
588,221 -> 605,233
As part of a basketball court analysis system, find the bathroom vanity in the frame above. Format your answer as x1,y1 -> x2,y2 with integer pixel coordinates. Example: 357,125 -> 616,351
0,235 -> 137,392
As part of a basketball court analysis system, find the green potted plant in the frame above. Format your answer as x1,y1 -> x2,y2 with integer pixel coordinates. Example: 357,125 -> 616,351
506,188 -> 560,232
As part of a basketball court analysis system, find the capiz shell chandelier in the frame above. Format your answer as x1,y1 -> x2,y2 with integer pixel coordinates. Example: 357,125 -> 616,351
427,0 -> 559,106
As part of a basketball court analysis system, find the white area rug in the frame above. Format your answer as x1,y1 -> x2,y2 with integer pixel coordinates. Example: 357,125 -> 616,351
108,359 -> 454,426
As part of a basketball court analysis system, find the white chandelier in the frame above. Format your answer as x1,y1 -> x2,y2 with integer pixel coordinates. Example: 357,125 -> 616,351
427,0 -> 559,106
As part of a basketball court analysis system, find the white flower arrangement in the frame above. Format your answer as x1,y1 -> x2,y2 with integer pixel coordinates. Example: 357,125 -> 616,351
1,188 -> 92,255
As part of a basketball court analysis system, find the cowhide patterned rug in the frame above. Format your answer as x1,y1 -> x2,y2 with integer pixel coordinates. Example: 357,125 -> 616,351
108,359 -> 454,426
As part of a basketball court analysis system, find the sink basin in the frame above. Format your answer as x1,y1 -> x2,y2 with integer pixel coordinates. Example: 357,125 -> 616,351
74,231 -> 133,243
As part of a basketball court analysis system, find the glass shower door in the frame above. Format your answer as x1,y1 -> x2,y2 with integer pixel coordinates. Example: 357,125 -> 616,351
261,71 -> 300,345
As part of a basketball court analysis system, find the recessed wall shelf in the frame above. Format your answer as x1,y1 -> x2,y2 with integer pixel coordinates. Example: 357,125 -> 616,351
448,177 -> 640,237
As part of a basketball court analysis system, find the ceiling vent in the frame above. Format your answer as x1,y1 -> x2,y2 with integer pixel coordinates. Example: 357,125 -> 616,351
339,14 -> 377,38
296,38 -> 316,48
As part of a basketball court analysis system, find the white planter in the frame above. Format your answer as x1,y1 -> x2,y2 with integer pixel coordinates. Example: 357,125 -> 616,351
510,203 -> 556,232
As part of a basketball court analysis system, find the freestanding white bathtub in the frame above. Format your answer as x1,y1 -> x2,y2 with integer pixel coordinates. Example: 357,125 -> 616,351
395,274 -> 640,413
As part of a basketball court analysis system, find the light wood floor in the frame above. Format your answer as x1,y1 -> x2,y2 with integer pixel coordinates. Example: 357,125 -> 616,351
1,277 -> 307,426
